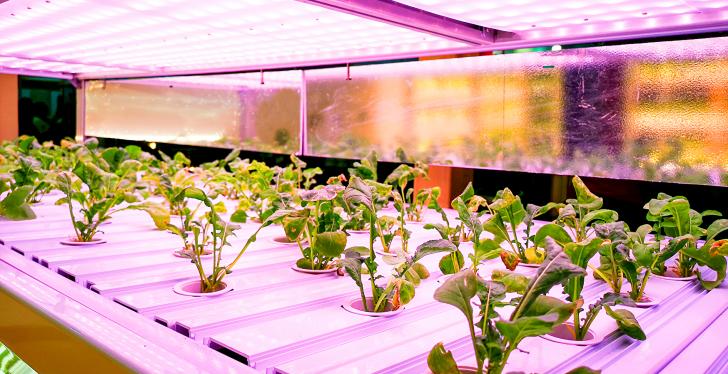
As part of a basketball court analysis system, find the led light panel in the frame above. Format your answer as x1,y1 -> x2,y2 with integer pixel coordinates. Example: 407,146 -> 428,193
396,0 -> 728,41
0,0 -> 465,76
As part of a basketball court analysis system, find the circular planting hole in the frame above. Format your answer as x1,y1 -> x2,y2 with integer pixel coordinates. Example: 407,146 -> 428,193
173,279 -> 231,297
542,323 -> 601,346
60,237 -> 106,246
342,297 -> 403,317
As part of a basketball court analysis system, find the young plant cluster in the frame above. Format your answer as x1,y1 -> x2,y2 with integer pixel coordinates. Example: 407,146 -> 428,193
2,135 -> 726,374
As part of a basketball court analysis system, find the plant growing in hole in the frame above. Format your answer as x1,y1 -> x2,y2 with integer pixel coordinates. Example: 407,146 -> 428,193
674,219 -> 728,290
383,162 -> 428,255
535,176 -> 618,249
483,188 -> 563,270
384,161 -> 429,221
644,193 -> 725,282
425,183 -> 493,275
428,239 -> 587,374
52,160 -> 168,243
146,152 -> 195,217
176,187 -> 293,293
0,185 -> 36,221
408,187 -> 440,222
6,155 -> 53,204
533,233 -> 647,341
340,176 -> 454,312
273,154 -> 322,194
280,184 -> 348,271
348,150 -> 378,181
326,174 -> 368,232
199,148 -> 240,174
165,192 -> 208,258
592,221 -> 686,302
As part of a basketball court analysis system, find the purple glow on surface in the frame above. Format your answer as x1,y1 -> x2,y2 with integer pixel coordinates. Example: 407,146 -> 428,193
396,0 -> 728,32
1,1 -> 728,77
0,0 -> 464,75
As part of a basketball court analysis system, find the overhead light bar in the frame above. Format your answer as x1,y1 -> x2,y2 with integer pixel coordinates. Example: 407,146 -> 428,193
394,0 -> 728,37
296,0 -> 509,45
0,0 -> 468,77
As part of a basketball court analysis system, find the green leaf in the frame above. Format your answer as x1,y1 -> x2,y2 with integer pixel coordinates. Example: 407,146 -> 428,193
564,238 -> 604,268
572,176 -> 602,208
682,244 -> 727,290
438,250 -> 464,275
427,343 -> 459,374
566,367 -> 602,374
221,148 -> 241,165
489,188 -> 526,227
497,312 -> 565,346
127,201 -> 169,229
491,270 -> 529,294
173,152 -> 191,166
0,185 -> 36,220
340,255 -> 364,289
263,209 -> 296,225
344,176 -> 374,213
711,240 -> 728,256
594,222 -> 629,242
522,295 -> 577,319
511,238 -> 586,319
348,151 -> 378,181
299,184 -> 343,202
701,210 -> 723,218
384,164 -> 413,185
657,235 -> 693,266
283,214 -> 307,241
433,269 -> 477,319
183,187 -> 209,203
604,306 -> 646,340
124,145 -> 142,159
472,239 -> 502,263
535,223 -> 574,247
525,202 -> 563,226
583,209 -> 619,227
230,209 -> 248,223
396,278 -> 416,305
706,219 -> 728,243
411,239 -> 456,263
313,231 -> 347,258
412,262 -> 430,279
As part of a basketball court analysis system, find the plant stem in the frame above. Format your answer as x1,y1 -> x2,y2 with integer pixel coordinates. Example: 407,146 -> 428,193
636,270 -> 651,301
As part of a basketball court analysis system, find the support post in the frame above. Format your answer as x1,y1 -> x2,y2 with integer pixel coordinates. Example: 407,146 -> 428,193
0,74 -> 18,141
415,165 -> 474,208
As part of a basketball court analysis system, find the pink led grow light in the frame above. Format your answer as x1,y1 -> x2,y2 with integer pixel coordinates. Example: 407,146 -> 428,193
396,0 -> 728,33
0,0 -> 465,76
2,0 -> 728,78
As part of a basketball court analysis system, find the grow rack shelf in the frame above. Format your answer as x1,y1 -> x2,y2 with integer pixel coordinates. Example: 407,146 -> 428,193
1,196 -> 727,373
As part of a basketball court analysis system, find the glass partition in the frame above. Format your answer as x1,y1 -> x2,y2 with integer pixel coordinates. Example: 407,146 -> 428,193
83,37 -> 728,186
306,37 -> 728,185
85,71 -> 302,154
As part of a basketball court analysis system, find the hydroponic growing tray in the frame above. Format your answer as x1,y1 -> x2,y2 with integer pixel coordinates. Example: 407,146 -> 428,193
1,197 -> 727,373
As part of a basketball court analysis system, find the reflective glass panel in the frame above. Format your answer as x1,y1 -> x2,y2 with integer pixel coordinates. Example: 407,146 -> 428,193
85,71 -> 302,154
306,38 -> 728,185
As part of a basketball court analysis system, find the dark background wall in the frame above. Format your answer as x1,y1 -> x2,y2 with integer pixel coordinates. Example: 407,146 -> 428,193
96,137 -> 727,230
18,76 -> 76,143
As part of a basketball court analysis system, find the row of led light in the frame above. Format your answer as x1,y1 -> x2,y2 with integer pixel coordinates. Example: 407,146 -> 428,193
0,56 -> 109,72
0,3 -> 456,70
48,27 -> 447,70
1,0 -> 344,48
400,0 -> 703,14
397,0 -> 728,29
70,22 -> 397,59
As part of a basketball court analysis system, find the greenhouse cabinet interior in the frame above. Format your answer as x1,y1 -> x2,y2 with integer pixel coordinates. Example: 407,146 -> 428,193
1,0 -> 728,373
